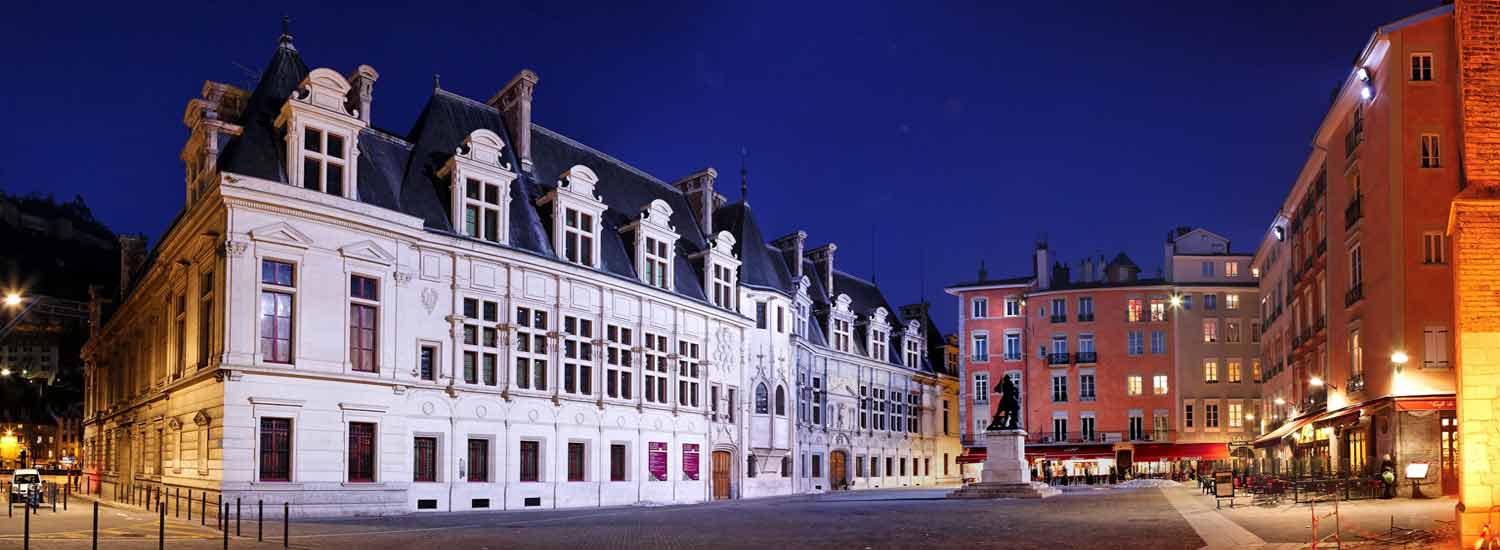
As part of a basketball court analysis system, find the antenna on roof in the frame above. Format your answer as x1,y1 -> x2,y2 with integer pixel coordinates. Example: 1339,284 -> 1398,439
739,147 -> 749,202
433,73 -> 441,92
278,16 -> 295,50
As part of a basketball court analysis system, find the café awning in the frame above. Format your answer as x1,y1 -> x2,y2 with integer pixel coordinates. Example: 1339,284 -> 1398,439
1132,443 -> 1230,462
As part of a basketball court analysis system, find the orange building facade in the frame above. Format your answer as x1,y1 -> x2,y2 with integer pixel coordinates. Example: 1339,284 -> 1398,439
1250,4 -> 1461,497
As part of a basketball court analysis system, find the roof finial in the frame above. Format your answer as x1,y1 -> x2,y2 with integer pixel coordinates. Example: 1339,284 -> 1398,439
433,73 -> 441,92
739,147 -> 749,202
278,16 -> 296,50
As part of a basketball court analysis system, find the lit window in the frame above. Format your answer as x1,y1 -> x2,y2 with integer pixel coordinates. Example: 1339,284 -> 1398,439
1149,299 -> 1166,321
1202,319 -> 1218,343
259,260 -> 296,364
1126,375 -> 1142,396
1410,52 -> 1433,81
1225,294 -> 1240,310
197,269 -> 214,370
1224,262 -> 1239,277
1152,375 -> 1168,395
1227,359 -> 1243,383
1203,360 -> 1219,383
1228,403 -> 1244,429
347,422 -> 376,483
1127,299 -> 1144,322
259,417 -> 291,482
1421,134 -> 1441,168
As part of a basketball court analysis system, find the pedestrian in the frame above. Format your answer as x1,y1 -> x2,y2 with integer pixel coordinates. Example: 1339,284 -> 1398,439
1379,454 -> 1396,499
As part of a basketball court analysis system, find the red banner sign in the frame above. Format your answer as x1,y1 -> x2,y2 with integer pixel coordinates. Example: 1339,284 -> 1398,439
649,442 -> 668,481
683,444 -> 700,480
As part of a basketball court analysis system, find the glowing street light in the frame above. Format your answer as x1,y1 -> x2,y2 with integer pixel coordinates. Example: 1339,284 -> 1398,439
1273,397 -> 1286,406
1309,376 -> 1324,387
0,368 -> 9,376
3,293 -> 19,307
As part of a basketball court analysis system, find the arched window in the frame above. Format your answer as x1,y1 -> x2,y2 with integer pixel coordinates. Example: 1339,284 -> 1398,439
775,385 -> 787,416
755,383 -> 769,414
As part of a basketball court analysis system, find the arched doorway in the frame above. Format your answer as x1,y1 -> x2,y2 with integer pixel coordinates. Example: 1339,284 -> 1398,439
830,451 -> 848,490
712,451 -> 733,500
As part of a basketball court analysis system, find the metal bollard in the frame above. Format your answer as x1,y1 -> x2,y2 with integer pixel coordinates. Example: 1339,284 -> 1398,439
237,497 -> 241,536
51,484 -> 57,512
64,481 -> 69,511
159,501 -> 166,550
283,502 -> 289,548
93,501 -> 98,550
176,487 -> 180,518
23,497 -> 30,550
258,500 -> 264,542
200,491 -> 205,526
223,502 -> 229,549
187,489 -> 192,521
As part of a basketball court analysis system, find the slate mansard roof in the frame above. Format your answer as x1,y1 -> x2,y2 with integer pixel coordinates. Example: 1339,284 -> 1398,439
212,37 -> 946,375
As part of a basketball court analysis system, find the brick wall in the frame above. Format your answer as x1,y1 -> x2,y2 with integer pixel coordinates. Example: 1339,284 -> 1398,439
1459,0 -> 1500,187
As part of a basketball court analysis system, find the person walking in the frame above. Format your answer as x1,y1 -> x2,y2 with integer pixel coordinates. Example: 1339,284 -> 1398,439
1379,454 -> 1397,499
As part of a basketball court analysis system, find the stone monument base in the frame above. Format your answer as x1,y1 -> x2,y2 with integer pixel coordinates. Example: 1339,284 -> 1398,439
948,429 -> 1060,499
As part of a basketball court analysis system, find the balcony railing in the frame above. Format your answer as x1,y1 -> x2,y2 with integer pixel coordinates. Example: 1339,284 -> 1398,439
1076,313 -> 1095,322
1050,315 -> 1067,323
1027,430 -> 1176,445
1075,351 -> 1098,364
1048,352 -> 1072,365
1003,353 -> 1023,361
1345,283 -> 1364,307
1347,374 -> 1365,393
1344,114 -> 1364,156
1345,195 -> 1363,229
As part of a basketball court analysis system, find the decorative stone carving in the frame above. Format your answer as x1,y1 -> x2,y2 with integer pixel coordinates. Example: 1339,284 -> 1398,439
394,272 -> 413,288
224,240 -> 248,258
167,417 -> 182,431
422,288 -> 439,314
192,410 -> 211,427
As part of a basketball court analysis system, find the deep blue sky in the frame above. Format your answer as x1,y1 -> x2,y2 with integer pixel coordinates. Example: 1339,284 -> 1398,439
1,1 -> 1436,332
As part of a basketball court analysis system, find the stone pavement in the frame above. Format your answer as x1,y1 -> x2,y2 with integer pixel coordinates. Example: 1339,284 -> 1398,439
1160,484 -> 1456,549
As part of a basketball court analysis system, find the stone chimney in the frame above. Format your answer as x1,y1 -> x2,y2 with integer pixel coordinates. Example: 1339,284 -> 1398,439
671,168 -> 722,236
346,65 -> 379,124
807,243 -> 837,297
772,231 -> 807,281
1080,257 -> 1094,283
87,284 -> 111,338
117,234 -> 148,300
488,70 -> 539,170
1051,262 -> 1071,288
1033,241 -> 1051,290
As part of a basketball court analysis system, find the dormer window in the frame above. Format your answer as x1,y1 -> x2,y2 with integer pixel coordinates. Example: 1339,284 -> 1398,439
538,165 -> 606,268
833,319 -> 852,353
903,320 -> 924,369
300,127 -> 347,195
439,129 -> 516,245
276,68 -> 366,200
870,328 -> 888,360
696,231 -> 741,310
904,338 -> 921,368
621,199 -> 678,290
830,294 -> 855,354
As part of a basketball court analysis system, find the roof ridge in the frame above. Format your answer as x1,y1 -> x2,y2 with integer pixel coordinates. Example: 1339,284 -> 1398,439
434,88 -> 500,114
532,124 -> 675,190
832,268 -> 878,287
361,128 -> 414,148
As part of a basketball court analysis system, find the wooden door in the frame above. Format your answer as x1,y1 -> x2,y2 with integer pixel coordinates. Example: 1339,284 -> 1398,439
712,451 -> 732,500
830,451 -> 847,489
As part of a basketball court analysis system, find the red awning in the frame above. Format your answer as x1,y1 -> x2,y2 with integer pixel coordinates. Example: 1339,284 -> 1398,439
1395,396 -> 1457,411
957,449 -> 987,464
1131,443 -> 1230,462
1024,444 -> 1116,461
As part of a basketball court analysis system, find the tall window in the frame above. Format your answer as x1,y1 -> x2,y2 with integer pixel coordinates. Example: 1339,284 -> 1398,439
300,126 -> 346,195
259,260 -> 295,363
1421,134 -> 1441,168
1126,375 -> 1143,396
259,417 -> 291,482
904,338 -> 921,368
609,444 -> 627,482
870,328 -> 888,360
1411,52 -> 1434,81
678,339 -> 701,407
1051,373 -> 1067,402
519,441 -> 540,482
1004,297 -> 1021,317
174,293 -> 187,377
1227,359 -> 1243,383
349,275 -> 379,372
756,383 -> 770,414
643,237 -> 670,289
889,391 -> 903,432
1081,416 -> 1096,441
973,373 -> 989,404
1127,330 -> 1144,356
775,385 -> 787,416
1150,331 -> 1166,354
1201,261 -> 1214,277
1079,372 -> 1096,401
568,442 -> 586,482
1128,414 -> 1144,441
1225,320 -> 1242,343
1184,404 -> 1194,429
1077,297 -> 1093,320
461,298 -> 499,386
942,400 -> 951,434
1225,262 -> 1240,277
419,345 -> 436,382
1003,333 -> 1021,360
873,388 -> 887,430
1152,374 -> 1168,395
1228,403 -> 1243,429
1203,360 -> 1219,383
1127,299 -> 1144,322
833,318 -> 853,353
644,333 -> 670,404
1205,404 -> 1220,428
755,302 -> 767,329
776,305 -> 786,333
972,333 -> 990,361
859,385 -> 870,428
605,325 -> 633,399
712,264 -> 735,309
1225,294 -> 1240,310
468,439 -> 489,482
562,316 -> 595,396
1424,326 -> 1450,368
1252,359 -> 1263,382
1204,294 -> 1217,310
811,377 -> 824,425
348,422 -> 375,483
562,208 -> 595,266
462,178 -> 504,242
413,437 -> 437,482
971,297 -> 989,319
1202,319 -> 1218,343
197,269 -> 213,369
514,306 -> 549,390
1350,243 -> 1364,288
1423,232 -> 1445,264
1052,416 -> 1067,441
1050,298 -> 1066,320
1149,299 -> 1166,322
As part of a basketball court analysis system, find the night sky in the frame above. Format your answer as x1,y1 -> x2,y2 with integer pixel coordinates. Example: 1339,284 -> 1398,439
1,1 -> 1437,332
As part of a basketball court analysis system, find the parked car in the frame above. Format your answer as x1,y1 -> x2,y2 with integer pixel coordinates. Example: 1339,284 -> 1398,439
9,469 -> 44,504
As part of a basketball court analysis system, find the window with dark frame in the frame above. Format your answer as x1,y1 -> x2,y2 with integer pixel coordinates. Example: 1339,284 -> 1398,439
350,275 -> 379,372
347,422 -> 376,483
468,439 -> 489,482
568,442 -> 586,482
419,345 -> 436,381
610,444 -> 627,481
413,436 -> 437,482
259,417 -> 291,482
519,440 -> 540,482
259,260 -> 295,363
198,269 -> 214,368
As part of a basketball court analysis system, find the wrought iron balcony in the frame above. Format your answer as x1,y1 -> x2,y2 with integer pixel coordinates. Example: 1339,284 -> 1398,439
1027,431 -> 1115,445
1050,315 -> 1067,323
1344,283 -> 1364,307
1344,115 -> 1364,156
1345,195 -> 1363,229
1347,374 -> 1365,393
1076,313 -> 1095,322
1048,352 -> 1072,365
1075,351 -> 1098,364
1003,352 -> 1023,361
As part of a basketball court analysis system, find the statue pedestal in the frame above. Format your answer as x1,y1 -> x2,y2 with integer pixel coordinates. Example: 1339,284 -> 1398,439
948,429 -> 1060,499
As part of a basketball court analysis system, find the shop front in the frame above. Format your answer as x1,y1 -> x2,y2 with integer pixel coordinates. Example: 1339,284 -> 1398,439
1025,444 -> 1116,485
1131,443 -> 1231,480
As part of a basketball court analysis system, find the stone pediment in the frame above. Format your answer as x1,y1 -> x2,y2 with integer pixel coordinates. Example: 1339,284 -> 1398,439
248,221 -> 313,249
339,240 -> 396,266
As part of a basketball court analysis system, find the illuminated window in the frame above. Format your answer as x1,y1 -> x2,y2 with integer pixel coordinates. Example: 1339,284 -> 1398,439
1203,360 -> 1219,383
1227,359 -> 1243,383
1127,299 -> 1144,322
1228,403 -> 1243,429
1126,376 -> 1142,396
1152,375 -> 1168,395
1202,319 -> 1218,343
1225,294 -> 1240,310
1224,262 -> 1239,277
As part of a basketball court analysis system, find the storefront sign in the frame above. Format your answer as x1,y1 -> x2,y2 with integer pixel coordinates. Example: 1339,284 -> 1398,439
1396,399 -> 1456,411
649,442 -> 668,481
683,444 -> 700,480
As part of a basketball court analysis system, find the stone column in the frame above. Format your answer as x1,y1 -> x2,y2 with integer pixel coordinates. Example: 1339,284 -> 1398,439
1452,2 -> 1500,545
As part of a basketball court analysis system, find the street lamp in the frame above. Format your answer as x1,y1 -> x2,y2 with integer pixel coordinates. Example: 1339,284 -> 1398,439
1273,397 -> 1286,406
0,368 -> 9,376
3,293 -> 19,307
1169,295 -> 1183,308
1310,376 -> 1339,391
1391,350 -> 1409,373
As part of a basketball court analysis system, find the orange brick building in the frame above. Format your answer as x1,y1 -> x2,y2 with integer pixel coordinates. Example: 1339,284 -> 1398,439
1250,3 -> 1461,497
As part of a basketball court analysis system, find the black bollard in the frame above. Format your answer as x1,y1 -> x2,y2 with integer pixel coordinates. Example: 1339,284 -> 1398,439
222,503 -> 229,550
283,502 -> 289,548
64,481 -> 69,511
236,497 -> 241,536
23,497 -> 30,550
258,500 -> 263,542
187,489 -> 192,521
176,487 -> 180,518
200,491 -> 205,526
159,501 -> 166,550
8,481 -> 12,518
93,501 -> 99,550
51,484 -> 57,512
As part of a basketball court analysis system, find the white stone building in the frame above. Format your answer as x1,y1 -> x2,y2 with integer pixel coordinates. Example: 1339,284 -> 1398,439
80,28 -> 957,516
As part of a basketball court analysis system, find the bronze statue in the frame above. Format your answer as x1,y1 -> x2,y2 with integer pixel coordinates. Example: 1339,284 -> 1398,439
986,376 -> 1021,430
